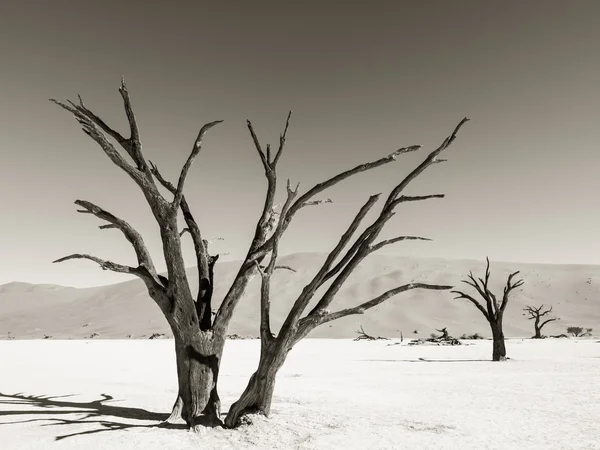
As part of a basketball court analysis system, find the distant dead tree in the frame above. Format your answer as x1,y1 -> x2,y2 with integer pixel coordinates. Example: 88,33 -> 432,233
353,325 -> 390,341
436,327 -> 449,340
52,79 -> 467,431
451,258 -> 524,361
522,305 -> 558,338
566,326 -> 593,337
224,118 -> 469,427
411,327 -> 461,346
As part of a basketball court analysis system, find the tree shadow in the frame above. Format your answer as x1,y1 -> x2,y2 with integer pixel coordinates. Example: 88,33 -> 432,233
0,392 -> 185,441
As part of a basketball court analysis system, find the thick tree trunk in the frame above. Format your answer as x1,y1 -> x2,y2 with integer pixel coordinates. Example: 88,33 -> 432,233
490,321 -> 507,361
224,343 -> 287,428
167,331 -> 224,429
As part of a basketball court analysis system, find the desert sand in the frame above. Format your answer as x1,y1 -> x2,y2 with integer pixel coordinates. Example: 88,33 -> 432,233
1,253 -> 599,340
1,338 -> 599,449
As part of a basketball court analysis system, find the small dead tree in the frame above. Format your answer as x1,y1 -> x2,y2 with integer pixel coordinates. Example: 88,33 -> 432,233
451,258 -> 524,361
224,118 -> 469,427
436,327 -> 449,340
51,80 -> 467,431
567,326 -> 593,337
354,325 -> 389,341
409,327 -> 461,346
522,305 -> 558,338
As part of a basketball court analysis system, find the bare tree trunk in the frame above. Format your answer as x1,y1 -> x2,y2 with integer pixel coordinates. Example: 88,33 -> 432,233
165,325 -> 224,429
224,343 -> 287,428
490,321 -> 507,361
533,316 -> 542,338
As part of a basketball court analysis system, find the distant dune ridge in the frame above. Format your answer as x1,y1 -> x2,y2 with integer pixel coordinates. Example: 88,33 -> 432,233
1,253 -> 599,339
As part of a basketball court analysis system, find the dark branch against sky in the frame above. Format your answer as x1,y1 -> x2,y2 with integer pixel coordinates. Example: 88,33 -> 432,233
1,0 -> 599,287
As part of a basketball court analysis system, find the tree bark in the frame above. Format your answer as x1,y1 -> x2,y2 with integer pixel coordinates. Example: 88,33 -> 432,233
533,316 -> 542,338
165,329 -> 224,429
490,321 -> 507,361
163,340 -> 185,424
224,342 -> 287,428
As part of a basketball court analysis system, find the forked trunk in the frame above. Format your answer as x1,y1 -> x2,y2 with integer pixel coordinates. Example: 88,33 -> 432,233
490,321 -> 507,361
224,342 -> 287,428
167,331 -> 224,429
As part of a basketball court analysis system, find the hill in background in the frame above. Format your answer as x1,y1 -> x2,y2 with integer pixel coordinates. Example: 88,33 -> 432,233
1,253 -> 599,339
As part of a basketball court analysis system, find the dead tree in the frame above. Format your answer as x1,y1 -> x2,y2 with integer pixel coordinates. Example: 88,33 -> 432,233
436,327 -> 449,340
51,81 -> 226,429
408,327 -> 461,346
223,117 -> 469,427
51,80 -> 465,431
353,325 -> 389,341
522,305 -> 558,338
566,326 -> 593,337
451,258 -> 524,361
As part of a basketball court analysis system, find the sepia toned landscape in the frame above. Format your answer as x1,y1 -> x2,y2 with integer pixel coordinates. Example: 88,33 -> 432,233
1,1 -> 600,449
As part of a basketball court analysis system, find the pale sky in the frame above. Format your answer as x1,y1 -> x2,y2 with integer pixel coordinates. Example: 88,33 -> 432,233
1,0 -> 599,287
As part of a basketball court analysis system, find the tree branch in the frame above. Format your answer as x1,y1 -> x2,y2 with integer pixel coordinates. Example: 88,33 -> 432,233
172,120 -> 223,211
462,269 -> 495,319
317,212 -> 391,288
280,145 -> 421,227
50,98 -> 143,183
213,115 -> 294,332
282,195 -> 382,327
369,236 -> 432,253
317,283 -> 452,325
259,264 -> 297,273
480,257 -> 499,314
539,318 -> 558,328
389,194 -> 445,208
53,254 -> 134,273
301,198 -> 333,208
51,85 -> 167,215
74,200 -> 159,275
500,271 -> 524,312
117,78 -> 146,171
52,254 -> 168,310
249,144 -> 422,262
273,111 -> 292,165
523,304 -> 552,319
51,80 -> 155,178
218,118 -> 468,336
451,289 -> 490,320
297,119 -> 469,331
247,120 -> 269,170
382,118 -> 469,210
256,181 -> 300,341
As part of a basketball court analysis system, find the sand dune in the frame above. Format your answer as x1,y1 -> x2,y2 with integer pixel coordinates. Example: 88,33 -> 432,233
1,253 -> 599,339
